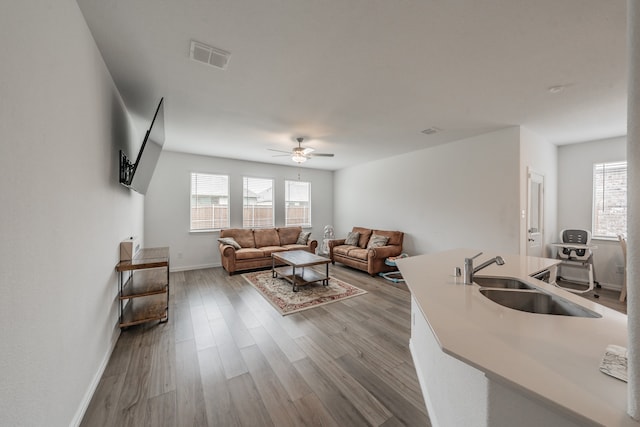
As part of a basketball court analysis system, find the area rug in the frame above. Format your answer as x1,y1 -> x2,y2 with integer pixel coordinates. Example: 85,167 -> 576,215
242,270 -> 367,316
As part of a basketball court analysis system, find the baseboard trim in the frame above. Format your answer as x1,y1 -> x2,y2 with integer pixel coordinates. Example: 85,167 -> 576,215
70,325 -> 120,427
170,262 -> 220,272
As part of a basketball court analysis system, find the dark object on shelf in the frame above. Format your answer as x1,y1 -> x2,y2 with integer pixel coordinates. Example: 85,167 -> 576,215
119,97 -> 165,194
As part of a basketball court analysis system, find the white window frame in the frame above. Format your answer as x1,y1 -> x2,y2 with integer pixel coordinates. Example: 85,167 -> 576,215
190,172 -> 230,231
243,176 -> 274,228
285,180 -> 312,227
592,161 -> 627,239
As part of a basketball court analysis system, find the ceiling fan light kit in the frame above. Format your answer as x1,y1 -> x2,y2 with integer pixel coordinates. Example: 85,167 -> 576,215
291,151 -> 308,163
268,137 -> 334,164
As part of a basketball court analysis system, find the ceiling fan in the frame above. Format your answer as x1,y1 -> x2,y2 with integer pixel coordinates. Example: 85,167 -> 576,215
268,137 -> 335,164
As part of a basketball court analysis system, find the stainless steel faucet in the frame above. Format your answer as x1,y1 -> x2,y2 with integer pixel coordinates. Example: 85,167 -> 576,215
463,252 -> 505,284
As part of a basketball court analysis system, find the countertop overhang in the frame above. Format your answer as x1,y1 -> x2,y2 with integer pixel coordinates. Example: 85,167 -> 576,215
397,249 -> 633,426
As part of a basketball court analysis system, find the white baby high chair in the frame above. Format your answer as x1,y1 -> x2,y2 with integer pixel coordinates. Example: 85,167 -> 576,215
554,229 -> 597,295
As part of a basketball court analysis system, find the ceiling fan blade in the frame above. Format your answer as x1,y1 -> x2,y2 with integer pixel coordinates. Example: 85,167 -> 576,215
267,148 -> 291,154
308,153 -> 334,157
271,154 -> 291,157
302,147 -> 315,155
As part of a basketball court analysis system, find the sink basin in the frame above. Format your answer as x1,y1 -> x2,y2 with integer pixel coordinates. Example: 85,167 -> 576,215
479,288 -> 602,318
473,276 -> 535,290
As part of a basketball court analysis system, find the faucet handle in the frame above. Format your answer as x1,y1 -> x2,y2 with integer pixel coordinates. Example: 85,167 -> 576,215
466,252 -> 483,261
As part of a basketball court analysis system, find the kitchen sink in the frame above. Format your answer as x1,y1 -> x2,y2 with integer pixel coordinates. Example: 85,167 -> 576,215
479,288 -> 602,318
473,276 -> 536,290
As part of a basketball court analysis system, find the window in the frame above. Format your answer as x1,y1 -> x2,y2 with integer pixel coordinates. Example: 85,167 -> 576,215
285,180 -> 311,227
190,173 -> 229,231
592,161 -> 627,238
243,177 -> 274,228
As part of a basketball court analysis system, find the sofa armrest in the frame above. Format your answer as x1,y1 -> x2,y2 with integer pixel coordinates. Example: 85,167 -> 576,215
308,239 -> 318,253
328,239 -> 346,262
219,244 -> 237,258
328,239 -> 346,249
366,245 -> 403,276
368,245 -> 402,260
218,243 -> 238,275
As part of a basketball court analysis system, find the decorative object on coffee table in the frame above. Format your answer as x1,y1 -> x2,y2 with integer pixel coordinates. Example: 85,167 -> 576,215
242,270 -> 367,316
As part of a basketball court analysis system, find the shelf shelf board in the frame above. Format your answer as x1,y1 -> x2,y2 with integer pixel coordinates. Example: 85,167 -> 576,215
275,266 -> 328,285
120,294 -> 168,328
116,247 -> 169,272
120,268 -> 168,299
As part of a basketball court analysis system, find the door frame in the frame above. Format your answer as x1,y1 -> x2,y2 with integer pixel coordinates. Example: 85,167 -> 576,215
526,168 -> 545,257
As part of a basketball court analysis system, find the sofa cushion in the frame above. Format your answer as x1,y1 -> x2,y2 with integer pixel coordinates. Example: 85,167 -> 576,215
218,237 -> 241,249
345,231 -> 360,246
334,245 -> 359,256
254,228 -> 280,247
373,230 -> 403,246
367,234 -> 389,249
221,228 -> 255,248
347,248 -> 369,260
296,231 -> 311,245
260,246 -> 288,256
235,248 -> 265,260
277,226 -> 302,245
352,227 -> 373,248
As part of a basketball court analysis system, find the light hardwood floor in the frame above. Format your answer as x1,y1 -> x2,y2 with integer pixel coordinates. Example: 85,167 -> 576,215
81,265 -> 431,426
556,279 -> 627,314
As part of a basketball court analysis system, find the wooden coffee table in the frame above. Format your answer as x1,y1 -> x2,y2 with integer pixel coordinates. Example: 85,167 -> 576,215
271,250 -> 331,292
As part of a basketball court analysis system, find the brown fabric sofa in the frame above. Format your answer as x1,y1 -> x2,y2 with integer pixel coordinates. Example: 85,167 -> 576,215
329,226 -> 404,276
218,226 -> 317,275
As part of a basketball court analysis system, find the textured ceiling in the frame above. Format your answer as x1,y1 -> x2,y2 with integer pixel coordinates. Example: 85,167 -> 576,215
76,0 -> 627,170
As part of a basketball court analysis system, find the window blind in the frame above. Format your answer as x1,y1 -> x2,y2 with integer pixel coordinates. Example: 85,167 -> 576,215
285,180 -> 311,227
243,177 -> 274,228
190,173 -> 229,231
592,161 -> 627,238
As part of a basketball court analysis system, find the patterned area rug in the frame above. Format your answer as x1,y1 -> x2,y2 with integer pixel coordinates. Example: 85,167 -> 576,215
242,270 -> 367,316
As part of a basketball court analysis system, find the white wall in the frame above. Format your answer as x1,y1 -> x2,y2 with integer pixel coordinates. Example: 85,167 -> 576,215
144,151 -> 334,270
557,136 -> 627,289
519,127 -> 558,256
0,2 -> 144,426
333,127 -> 522,256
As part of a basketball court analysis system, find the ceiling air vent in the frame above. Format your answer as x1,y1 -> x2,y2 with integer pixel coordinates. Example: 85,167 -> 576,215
189,40 -> 230,70
421,127 -> 441,135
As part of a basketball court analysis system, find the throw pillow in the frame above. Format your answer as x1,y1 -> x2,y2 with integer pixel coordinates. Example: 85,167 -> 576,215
367,234 -> 389,249
296,231 -> 311,245
345,231 -> 360,246
218,237 -> 241,249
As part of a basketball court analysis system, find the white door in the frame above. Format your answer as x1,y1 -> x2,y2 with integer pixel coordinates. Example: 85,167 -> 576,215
527,170 -> 544,257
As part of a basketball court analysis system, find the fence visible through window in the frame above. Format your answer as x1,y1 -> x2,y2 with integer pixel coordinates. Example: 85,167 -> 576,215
285,206 -> 310,227
191,172 -> 229,231
285,180 -> 311,227
243,206 -> 274,228
191,206 -> 229,230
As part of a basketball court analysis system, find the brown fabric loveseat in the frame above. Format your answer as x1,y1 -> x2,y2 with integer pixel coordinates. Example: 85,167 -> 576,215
218,226 -> 317,275
329,226 -> 404,276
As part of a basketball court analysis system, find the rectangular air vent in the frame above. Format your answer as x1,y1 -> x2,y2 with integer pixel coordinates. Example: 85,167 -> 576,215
421,127 -> 441,135
189,40 -> 230,70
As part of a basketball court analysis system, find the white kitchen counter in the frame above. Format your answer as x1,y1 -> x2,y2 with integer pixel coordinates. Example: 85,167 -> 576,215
397,249 -> 634,427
